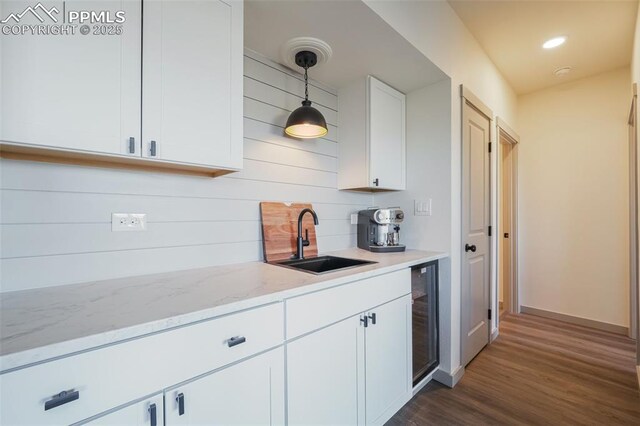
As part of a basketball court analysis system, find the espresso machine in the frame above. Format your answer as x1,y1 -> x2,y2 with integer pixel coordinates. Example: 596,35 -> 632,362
357,207 -> 406,252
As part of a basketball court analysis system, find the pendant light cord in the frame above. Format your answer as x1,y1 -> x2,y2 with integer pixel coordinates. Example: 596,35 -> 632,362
304,65 -> 309,102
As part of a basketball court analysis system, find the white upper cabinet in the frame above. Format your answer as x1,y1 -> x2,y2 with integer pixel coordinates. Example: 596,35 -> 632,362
0,0 -> 243,175
0,0 -> 142,156
338,76 -> 406,191
142,0 -> 243,169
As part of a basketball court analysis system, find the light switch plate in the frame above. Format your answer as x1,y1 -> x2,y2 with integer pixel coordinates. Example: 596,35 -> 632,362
350,213 -> 359,225
112,213 -> 147,232
414,199 -> 432,216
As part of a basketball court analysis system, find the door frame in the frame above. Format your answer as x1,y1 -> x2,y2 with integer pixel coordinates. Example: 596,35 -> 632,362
629,83 -> 639,351
496,118 -> 520,328
459,85 -> 494,364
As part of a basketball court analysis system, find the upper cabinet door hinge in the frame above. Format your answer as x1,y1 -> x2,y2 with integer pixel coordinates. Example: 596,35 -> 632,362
488,142 -> 492,153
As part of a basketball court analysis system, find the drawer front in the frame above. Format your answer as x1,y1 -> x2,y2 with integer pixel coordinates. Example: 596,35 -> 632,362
286,269 -> 410,339
0,302 -> 283,425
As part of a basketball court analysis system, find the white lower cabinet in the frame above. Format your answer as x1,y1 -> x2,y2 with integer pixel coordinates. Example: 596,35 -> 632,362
85,394 -> 163,426
165,347 -> 285,425
1,269 -> 415,426
287,315 -> 364,426
365,295 -> 412,425
287,293 -> 412,426
0,303 -> 283,426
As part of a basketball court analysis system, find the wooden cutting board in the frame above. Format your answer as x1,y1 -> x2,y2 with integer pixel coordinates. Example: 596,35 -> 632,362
260,202 -> 318,262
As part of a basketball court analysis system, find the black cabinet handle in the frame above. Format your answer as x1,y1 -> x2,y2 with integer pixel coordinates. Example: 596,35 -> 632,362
129,137 -> 136,154
368,312 -> 377,325
360,315 -> 369,328
373,178 -> 379,187
150,140 -> 157,157
227,336 -> 246,347
176,392 -> 185,416
44,389 -> 79,411
149,403 -> 157,426
465,244 -> 477,253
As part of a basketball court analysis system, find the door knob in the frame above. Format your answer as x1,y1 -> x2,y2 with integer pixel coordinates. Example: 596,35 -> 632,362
465,244 -> 476,253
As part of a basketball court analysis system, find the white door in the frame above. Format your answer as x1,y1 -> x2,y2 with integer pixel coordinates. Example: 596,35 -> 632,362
287,315 -> 364,426
165,347 -> 284,425
368,76 -> 406,190
461,96 -> 492,366
364,295 -> 411,425
0,0 -> 141,156
86,395 -> 163,426
142,0 -> 243,168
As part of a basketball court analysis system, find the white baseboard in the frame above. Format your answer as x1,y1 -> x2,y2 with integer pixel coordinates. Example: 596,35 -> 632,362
432,365 -> 464,388
412,368 -> 436,395
521,306 -> 628,335
490,327 -> 499,342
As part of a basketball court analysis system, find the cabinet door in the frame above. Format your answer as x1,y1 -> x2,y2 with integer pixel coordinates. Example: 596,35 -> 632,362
86,394 -> 163,426
0,0 -> 141,156
165,347 -> 284,425
287,315 -> 365,426
142,0 -> 243,169
367,76 -> 406,190
365,295 -> 412,425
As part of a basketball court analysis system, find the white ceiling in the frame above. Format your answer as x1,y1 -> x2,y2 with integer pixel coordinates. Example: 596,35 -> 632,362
244,1 -> 447,93
448,0 -> 638,94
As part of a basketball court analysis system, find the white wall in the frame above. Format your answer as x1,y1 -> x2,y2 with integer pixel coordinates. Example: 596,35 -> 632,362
0,52 -> 373,292
517,67 -> 630,327
374,78 -> 451,253
364,0 -> 518,380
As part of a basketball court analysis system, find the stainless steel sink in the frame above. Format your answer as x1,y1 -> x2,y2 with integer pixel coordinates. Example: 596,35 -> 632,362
273,255 -> 376,275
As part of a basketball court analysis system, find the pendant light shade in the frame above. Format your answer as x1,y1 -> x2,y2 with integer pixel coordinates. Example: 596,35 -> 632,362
285,100 -> 328,139
284,51 -> 328,139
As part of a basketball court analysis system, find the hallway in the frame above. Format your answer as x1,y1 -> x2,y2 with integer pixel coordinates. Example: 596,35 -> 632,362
388,313 -> 640,425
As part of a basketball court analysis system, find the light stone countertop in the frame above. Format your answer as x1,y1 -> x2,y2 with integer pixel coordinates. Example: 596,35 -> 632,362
0,248 -> 448,372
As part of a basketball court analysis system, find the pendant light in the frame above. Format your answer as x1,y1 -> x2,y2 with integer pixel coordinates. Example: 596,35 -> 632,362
285,51 -> 328,139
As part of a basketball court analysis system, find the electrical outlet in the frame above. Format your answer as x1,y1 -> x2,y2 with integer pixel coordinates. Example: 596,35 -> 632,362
350,213 -> 359,225
112,213 -> 147,232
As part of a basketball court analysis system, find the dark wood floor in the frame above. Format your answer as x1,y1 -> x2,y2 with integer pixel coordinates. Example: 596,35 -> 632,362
388,313 -> 640,425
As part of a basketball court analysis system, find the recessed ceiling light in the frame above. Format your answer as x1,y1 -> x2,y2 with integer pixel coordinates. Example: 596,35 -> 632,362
543,36 -> 567,49
554,66 -> 572,76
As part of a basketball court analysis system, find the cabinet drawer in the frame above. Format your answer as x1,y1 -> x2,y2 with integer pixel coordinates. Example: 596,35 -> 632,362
0,302 -> 283,425
286,269 -> 410,339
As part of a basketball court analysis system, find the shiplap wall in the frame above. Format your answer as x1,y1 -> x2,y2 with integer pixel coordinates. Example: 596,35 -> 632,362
0,51 -> 373,292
